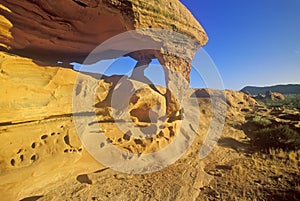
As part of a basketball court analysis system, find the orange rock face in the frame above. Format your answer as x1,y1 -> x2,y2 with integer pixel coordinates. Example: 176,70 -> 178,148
0,0 -> 208,80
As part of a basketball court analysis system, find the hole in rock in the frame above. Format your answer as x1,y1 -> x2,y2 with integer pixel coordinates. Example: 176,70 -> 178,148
10,159 -> 15,166
72,0 -> 88,7
123,131 -> 132,141
20,195 -> 43,201
130,94 -> 140,105
130,108 -> 159,123
31,155 -> 37,161
63,135 -> 70,146
71,57 -> 135,77
134,139 -> 143,145
71,58 -> 166,86
41,135 -> 48,140
76,174 -> 92,184
158,131 -> 164,138
169,128 -> 175,137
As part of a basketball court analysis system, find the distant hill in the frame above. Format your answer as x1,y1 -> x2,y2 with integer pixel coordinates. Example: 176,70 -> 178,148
240,84 -> 300,95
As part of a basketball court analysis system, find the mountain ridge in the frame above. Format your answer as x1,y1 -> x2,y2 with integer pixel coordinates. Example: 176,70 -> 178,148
240,84 -> 300,95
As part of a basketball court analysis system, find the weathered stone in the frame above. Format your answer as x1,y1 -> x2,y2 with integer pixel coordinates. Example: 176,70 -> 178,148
0,0 -> 208,81
265,90 -> 285,100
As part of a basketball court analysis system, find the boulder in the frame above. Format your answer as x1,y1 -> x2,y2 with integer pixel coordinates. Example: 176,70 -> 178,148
265,90 -> 285,100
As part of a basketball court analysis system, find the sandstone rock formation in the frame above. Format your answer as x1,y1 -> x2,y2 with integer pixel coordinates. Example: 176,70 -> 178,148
0,0 -> 215,200
0,50 -> 260,199
265,90 -> 285,100
0,0 -> 208,81
0,52 -> 76,124
1,1 -> 299,201
0,50 -> 204,199
253,91 -> 285,101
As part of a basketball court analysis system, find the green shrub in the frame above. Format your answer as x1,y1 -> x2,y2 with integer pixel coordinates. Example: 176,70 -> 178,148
252,125 -> 300,151
252,116 -> 272,127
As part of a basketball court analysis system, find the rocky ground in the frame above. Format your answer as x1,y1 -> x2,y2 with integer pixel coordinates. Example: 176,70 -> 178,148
0,59 -> 299,200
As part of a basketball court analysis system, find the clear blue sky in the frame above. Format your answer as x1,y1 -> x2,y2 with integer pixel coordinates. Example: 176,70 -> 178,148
74,0 -> 300,90
181,0 -> 300,90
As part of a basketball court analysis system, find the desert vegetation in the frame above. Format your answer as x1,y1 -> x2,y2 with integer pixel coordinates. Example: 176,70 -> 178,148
252,124 -> 300,151
259,94 -> 300,110
201,99 -> 300,201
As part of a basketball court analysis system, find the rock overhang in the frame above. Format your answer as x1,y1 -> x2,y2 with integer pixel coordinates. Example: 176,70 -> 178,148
0,0 -> 208,80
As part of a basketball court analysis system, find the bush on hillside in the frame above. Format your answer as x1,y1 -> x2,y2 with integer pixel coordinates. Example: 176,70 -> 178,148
251,116 -> 272,127
252,125 -> 300,151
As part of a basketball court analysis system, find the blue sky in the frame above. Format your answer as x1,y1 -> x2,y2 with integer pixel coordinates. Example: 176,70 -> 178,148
181,0 -> 300,90
74,0 -> 300,90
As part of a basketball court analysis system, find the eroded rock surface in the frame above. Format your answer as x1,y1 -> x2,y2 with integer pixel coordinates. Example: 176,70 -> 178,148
0,52 -> 202,199
0,1 -> 249,200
